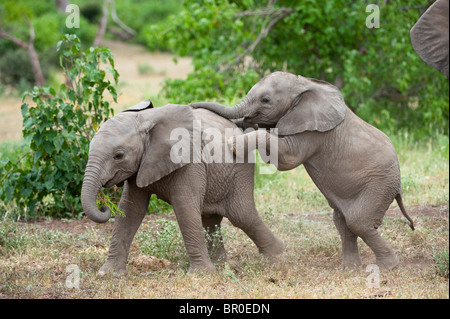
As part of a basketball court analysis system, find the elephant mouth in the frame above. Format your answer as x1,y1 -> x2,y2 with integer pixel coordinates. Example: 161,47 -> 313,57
104,172 -> 127,188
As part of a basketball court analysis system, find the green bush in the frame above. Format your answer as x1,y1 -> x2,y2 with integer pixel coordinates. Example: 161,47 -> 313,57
0,34 -> 118,219
0,48 -> 59,90
146,0 -> 449,138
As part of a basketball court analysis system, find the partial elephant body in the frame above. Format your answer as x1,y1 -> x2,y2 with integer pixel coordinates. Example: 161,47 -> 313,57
192,71 -> 414,270
410,0 -> 449,77
81,103 -> 284,275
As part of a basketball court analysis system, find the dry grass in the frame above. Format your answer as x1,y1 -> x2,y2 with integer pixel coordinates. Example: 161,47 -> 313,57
0,203 -> 448,299
0,136 -> 448,299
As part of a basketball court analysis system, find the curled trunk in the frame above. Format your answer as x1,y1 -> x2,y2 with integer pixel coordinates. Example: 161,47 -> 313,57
81,168 -> 111,223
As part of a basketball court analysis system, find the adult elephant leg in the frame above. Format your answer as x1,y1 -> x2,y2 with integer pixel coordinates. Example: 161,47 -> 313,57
99,177 -> 150,276
333,209 -> 362,269
202,214 -> 226,263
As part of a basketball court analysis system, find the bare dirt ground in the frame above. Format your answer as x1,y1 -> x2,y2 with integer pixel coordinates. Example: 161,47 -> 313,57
0,40 -> 193,141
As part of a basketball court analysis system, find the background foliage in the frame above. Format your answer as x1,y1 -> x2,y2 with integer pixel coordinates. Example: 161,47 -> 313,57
146,0 -> 449,138
0,0 -> 181,91
0,0 -> 448,220
0,35 -> 118,218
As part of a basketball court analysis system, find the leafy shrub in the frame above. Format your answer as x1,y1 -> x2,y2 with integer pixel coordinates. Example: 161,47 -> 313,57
0,34 -> 118,219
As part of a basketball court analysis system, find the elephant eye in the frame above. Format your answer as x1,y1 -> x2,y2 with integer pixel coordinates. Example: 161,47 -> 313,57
261,96 -> 271,104
113,152 -> 124,160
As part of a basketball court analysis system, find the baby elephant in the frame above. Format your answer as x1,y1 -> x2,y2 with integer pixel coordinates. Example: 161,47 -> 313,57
81,101 -> 284,275
192,71 -> 415,270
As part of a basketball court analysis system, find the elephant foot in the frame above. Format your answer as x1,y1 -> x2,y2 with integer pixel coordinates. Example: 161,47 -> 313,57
340,260 -> 362,271
259,236 -> 285,257
210,246 -> 227,264
187,262 -> 217,274
376,254 -> 399,270
98,259 -> 127,276
340,254 -> 362,270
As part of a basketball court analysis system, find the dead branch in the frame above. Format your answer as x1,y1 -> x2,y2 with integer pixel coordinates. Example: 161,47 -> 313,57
220,7 -> 294,73
92,0 -> 136,46
93,0 -> 111,47
233,7 -> 293,18
110,2 -> 135,37
0,14 -> 46,86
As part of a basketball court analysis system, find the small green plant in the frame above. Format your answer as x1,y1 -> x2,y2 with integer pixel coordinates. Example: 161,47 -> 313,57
137,219 -> 185,261
433,248 -> 449,278
148,194 -> 172,214
0,34 -> 118,219
204,226 -> 223,261
0,220 -> 33,256
96,189 -> 125,217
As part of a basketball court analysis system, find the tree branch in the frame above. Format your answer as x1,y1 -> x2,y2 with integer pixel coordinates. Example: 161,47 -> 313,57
0,14 -> 46,86
93,0 -> 136,46
220,7 -> 294,73
93,0 -> 111,47
233,7 -> 293,18
110,1 -> 135,37
0,27 -> 28,49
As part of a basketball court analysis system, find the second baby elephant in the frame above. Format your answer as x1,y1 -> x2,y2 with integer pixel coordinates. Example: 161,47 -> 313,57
192,71 -> 415,270
81,101 -> 284,275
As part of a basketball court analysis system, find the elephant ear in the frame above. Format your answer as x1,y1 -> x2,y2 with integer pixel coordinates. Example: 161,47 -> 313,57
410,0 -> 449,77
276,78 -> 347,136
136,105 -> 194,188
122,99 -> 154,112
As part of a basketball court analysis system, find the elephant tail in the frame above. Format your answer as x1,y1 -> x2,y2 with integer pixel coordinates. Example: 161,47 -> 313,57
395,194 -> 415,231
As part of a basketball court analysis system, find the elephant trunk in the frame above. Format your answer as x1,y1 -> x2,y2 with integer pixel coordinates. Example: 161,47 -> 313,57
192,97 -> 250,119
81,164 -> 111,223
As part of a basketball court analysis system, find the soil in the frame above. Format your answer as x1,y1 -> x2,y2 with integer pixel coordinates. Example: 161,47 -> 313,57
0,40 -> 193,141
25,202 -> 448,239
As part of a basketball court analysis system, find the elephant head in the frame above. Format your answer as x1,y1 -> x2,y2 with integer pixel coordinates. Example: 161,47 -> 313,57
191,71 -> 347,136
81,101 -> 194,223
410,0 -> 449,77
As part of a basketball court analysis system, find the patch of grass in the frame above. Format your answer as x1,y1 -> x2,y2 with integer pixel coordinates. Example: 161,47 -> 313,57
137,63 -> 167,76
136,218 -> 186,263
433,248 -> 449,278
0,133 -> 448,299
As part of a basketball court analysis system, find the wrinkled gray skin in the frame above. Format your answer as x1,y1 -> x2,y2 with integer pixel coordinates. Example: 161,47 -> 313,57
410,0 -> 449,77
191,71 -> 415,270
81,103 -> 284,275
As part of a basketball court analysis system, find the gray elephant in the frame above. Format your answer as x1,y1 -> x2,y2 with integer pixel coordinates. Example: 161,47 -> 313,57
81,100 -> 284,275
410,0 -> 449,77
191,71 -> 415,270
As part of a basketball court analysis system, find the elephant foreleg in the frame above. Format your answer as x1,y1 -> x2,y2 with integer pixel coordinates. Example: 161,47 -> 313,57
228,129 -> 316,170
99,178 -> 150,276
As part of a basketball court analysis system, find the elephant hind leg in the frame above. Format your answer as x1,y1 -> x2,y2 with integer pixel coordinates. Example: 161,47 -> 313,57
333,209 -> 362,269
344,195 -> 399,270
359,228 -> 399,270
202,214 -> 226,263
228,206 -> 285,257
